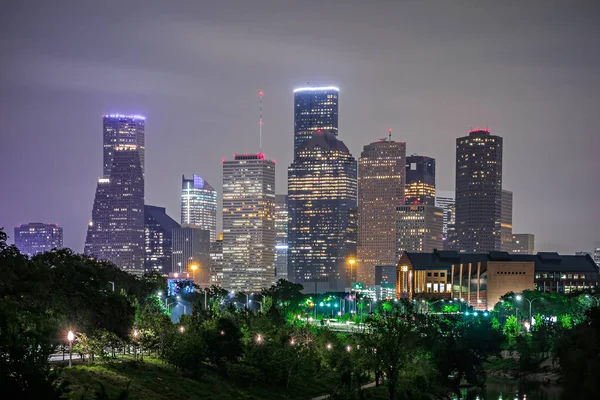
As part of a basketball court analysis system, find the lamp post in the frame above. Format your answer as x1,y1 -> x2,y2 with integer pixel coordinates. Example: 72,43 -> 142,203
189,264 -> 198,283
516,295 -> 543,322
108,281 -> 115,292
67,330 -> 74,367
348,258 -> 356,283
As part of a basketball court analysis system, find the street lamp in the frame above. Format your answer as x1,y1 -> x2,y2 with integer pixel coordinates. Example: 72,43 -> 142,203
67,330 -> 75,367
179,326 -> 185,333
189,264 -> 198,283
256,334 -> 263,344
516,295 -> 543,322
348,258 -> 356,282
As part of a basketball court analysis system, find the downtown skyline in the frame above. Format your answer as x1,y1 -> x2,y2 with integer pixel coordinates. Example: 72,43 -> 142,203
2,1 -> 599,255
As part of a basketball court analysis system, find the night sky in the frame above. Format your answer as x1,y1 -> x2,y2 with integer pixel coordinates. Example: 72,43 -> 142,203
1,1 -> 599,254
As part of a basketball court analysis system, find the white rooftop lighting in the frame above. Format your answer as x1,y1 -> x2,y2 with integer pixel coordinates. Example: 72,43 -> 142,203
293,86 -> 339,93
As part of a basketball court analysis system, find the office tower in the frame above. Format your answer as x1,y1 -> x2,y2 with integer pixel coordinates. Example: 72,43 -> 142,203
181,175 -> 218,242
172,226 -> 211,285
144,205 -> 180,274
85,145 -> 145,274
435,190 -> 456,250
356,137 -> 406,285
405,155 -> 436,205
275,194 -> 289,280
102,114 -> 145,178
222,153 -> 276,292
511,234 -> 535,254
501,190 -> 513,251
288,131 -> 357,292
14,223 -> 63,257
395,205 -> 444,254
293,86 -> 339,155
210,237 -> 224,286
455,129 -> 503,252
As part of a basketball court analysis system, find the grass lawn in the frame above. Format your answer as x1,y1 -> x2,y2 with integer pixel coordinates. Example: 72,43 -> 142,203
59,358 -> 336,400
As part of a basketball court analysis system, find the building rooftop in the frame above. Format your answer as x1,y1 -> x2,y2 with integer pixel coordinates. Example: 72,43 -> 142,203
402,250 -> 599,272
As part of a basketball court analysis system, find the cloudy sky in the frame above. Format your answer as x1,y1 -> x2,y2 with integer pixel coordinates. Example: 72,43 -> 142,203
1,0 -> 599,253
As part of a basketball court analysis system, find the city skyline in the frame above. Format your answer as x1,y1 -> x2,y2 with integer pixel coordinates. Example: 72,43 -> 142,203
2,1 -> 599,255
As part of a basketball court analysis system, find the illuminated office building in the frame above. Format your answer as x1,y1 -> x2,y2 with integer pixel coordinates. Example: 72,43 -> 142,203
293,86 -> 339,155
455,129 -> 503,252
210,237 -> 224,286
501,190 -> 513,251
102,114 -> 145,177
512,234 -> 535,254
405,155 -> 436,205
172,225 -> 211,285
181,175 -> 217,242
85,145 -> 145,274
144,205 -> 180,274
14,223 -> 63,257
396,205 -> 444,254
222,153 -> 276,292
275,194 -> 289,280
288,131 -> 357,292
435,190 -> 455,250
356,137 -> 406,284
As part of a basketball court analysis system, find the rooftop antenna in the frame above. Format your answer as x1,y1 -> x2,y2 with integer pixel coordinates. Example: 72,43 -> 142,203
259,90 -> 264,151
388,128 -> 392,142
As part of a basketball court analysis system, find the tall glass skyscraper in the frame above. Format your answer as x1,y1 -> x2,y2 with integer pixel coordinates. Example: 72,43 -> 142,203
222,153 -> 276,292
181,175 -> 217,242
144,205 -> 180,274
85,145 -> 145,274
14,223 -> 63,257
288,131 -> 357,292
275,194 -> 289,280
405,155 -> 436,205
102,114 -> 145,177
293,86 -> 339,155
435,190 -> 456,250
501,189 -> 513,252
455,129 -> 503,252
356,138 -> 406,285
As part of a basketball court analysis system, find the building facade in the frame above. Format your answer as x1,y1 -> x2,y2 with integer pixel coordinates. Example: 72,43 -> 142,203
144,205 -> 180,274
85,145 -> 145,275
222,153 -> 276,292
512,234 -> 535,254
395,205 -> 444,254
102,114 -> 145,178
405,155 -> 435,205
356,138 -> 406,285
293,86 -> 339,155
455,129 -> 503,252
288,131 -> 357,292
501,189 -> 513,251
14,223 -> 63,257
210,238 -> 224,287
275,194 -> 289,280
181,175 -> 217,242
172,225 -> 211,285
435,190 -> 455,250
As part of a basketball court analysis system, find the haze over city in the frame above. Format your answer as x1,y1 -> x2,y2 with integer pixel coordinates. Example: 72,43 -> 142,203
1,0 -> 599,254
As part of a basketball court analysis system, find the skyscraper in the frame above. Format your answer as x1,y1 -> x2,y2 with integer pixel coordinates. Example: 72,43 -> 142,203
210,237 -> 224,286
395,205 -> 444,254
172,225 -> 211,284
356,137 -> 406,285
181,175 -> 217,242
293,86 -> 339,155
14,223 -> 63,257
405,155 -> 436,205
501,189 -> 513,251
288,131 -> 357,292
85,145 -> 145,274
511,233 -> 535,254
102,114 -> 145,178
275,194 -> 289,280
222,153 -> 276,292
144,205 -> 180,274
455,129 -> 503,252
435,190 -> 455,250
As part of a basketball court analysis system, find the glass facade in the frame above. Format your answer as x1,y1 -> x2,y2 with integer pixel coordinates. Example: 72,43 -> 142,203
14,223 -> 63,257
501,189 -> 513,251
293,87 -> 339,155
181,175 -> 217,242
288,131 -> 357,292
395,205 -> 444,254
210,238 -> 224,286
435,190 -> 455,250
455,129 -> 503,252
102,114 -> 145,178
222,153 -> 276,292
172,226 -> 211,285
357,139 -> 406,285
405,155 -> 436,206
275,194 -> 289,280
144,205 -> 180,274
